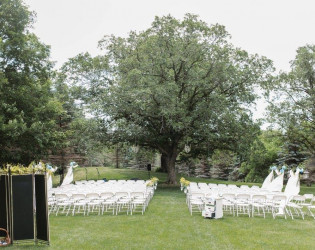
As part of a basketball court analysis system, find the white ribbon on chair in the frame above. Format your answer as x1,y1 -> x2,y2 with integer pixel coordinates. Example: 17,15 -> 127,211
61,163 -> 78,186
47,174 -> 53,189
261,170 -> 274,189
268,171 -> 284,192
284,168 -> 300,196
46,165 -> 57,190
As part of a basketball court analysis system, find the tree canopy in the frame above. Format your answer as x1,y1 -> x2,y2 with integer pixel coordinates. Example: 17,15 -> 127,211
267,44 -> 315,156
0,0 -> 65,164
66,14 -> 274,183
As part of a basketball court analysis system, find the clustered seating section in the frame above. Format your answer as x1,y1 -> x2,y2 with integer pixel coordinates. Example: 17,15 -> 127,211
184,182 -> 315,219
49,180 -> 156,216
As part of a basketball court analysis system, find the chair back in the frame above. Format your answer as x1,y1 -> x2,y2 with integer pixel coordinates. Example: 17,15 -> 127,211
237,193 -> 250,198
252,194 -> 266,202
86,193 -> 100,200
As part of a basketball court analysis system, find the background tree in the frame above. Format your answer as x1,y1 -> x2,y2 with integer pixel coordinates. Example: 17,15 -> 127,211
0,0 -> 65,164
210,149 -> 237,180
71,14 -> 273,183
57,53 -> 112,167
240,130 -> 283,182
276,141 -> 309,168
268,45 -> 315,155
267,44 -> 315,182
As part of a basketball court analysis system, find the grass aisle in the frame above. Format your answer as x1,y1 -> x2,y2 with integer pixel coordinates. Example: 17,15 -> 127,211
10,186 -> 315,250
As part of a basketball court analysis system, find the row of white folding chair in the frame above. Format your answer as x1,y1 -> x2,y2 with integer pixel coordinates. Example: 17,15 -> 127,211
61,188 -> 154,201
207,183 -> 238,189
75,179 -> 147,184
75,180 -> 104,184
106,180 -> 146,184
73,182 -> 147,189
187,186 -> 273,200
51,191 -> 150,216
221,193 -> 306,219
205,182 -> 261,190
92,191 -> 150,215
52,188 -> 150,199
220,189 -> 276,197
52,184 -> 148,193
197,183 -> 209,189
222,193 -> 274,218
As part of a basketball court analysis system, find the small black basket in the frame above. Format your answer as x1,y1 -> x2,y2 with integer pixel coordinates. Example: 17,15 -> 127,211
0,228 -> 11,247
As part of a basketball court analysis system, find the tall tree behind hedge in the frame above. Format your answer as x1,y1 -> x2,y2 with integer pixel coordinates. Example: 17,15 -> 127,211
0,0 -> 65,164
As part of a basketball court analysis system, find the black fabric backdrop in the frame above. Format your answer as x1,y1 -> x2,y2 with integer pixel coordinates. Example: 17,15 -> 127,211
0,175 -> 8,236
11,175 -> 34,240
35,175 -> 49,241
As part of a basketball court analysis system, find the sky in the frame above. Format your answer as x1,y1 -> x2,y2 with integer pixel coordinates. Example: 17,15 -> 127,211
24,0 -> 315,121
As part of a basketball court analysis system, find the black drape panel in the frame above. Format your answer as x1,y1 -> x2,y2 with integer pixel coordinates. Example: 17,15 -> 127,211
35,175 -> 49,241
0,175 -> 8,236
11,175 -> 34,241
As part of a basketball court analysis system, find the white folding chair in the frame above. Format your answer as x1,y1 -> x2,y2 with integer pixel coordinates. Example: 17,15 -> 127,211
130,192 -> 146,215
189,193 -> 205,215
71,194 -> 87,216
251,194 -> 267,218
101,192 -> 116,215
55,193 -> 72,216
287,195 -> 305,220
235,194 -> 251,217
302,194 -> 314,207
306,196 -> 315,219
86,193 -> 102,216
218,184 -> 227,189
48,196 -> 56,215
208,183 -> 218,188
222,193 -> 235,216
271,195 -> 288,219
251,185 -> 260,190
115,192 -> 131,215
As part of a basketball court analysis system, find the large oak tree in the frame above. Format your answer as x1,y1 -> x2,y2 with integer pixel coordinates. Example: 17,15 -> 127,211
67,14 -> 273,183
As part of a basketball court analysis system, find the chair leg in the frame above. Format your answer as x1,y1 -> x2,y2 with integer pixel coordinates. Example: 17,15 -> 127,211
308,208 -> 315,219
263,207 -> 265,218
56,206 -> 60,216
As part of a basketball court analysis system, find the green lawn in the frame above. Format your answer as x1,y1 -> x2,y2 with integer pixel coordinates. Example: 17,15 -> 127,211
10,167 -> 315,249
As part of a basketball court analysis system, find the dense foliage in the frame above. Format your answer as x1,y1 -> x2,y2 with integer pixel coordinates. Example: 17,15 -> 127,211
240,130 -> 283,182
71,14 -> 273,183
267,45 -> 315,183
0,0 -> 65,164
268,45 -> 314,154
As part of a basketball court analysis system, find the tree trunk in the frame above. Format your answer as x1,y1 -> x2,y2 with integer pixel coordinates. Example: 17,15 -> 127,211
59,148 -> 65,185
160,153 -> 168,173
165,150 -> 178,184
115,146 -> 119,168
306,156 -> 315,186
